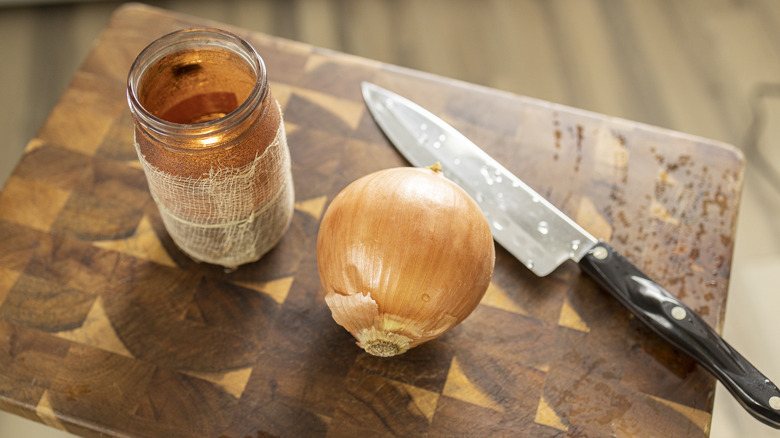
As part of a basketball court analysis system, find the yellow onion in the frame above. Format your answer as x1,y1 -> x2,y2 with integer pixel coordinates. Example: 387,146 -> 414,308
317,164 -> 495,357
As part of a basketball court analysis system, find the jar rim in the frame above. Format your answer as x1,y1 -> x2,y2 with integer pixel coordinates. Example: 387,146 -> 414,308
126,27 -> 268,147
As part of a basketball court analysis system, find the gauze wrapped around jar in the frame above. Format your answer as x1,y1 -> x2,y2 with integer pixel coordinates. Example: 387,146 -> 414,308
127,28 -> 294,270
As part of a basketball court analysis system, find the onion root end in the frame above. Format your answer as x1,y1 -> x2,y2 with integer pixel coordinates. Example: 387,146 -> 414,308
356,326 -> 411,357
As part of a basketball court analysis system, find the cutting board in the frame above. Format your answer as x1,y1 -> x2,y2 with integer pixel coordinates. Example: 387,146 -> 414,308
0,4 -> 744,437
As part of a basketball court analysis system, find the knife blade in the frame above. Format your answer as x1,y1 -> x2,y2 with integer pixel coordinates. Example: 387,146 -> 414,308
361,82 -> 780,429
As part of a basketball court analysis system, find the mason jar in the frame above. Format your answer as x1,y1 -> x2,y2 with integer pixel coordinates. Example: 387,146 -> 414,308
127,28 -> 294,270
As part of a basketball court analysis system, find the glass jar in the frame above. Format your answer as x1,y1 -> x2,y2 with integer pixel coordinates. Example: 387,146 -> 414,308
127,28 -> 294,270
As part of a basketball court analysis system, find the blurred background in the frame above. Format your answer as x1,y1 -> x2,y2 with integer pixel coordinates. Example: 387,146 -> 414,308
0,0 -> 778,436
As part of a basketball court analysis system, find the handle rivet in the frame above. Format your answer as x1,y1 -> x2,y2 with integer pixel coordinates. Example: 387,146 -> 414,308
671,306 -> 687,320
592,246 -> 608,260
770,396 -> 780,410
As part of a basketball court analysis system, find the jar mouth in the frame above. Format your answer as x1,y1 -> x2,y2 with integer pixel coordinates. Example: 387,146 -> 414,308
127,28 -> 268,150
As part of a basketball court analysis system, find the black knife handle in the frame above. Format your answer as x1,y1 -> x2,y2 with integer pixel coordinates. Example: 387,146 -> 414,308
579,241 -> 780,429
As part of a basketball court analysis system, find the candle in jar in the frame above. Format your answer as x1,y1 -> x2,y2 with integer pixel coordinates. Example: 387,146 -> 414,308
127,28 -> 294,270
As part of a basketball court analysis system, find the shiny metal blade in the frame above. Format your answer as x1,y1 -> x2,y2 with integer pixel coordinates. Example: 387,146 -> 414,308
362,82 -> 598,276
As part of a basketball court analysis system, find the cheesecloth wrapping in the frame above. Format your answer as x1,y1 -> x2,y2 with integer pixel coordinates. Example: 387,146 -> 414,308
135,121 -> 294,270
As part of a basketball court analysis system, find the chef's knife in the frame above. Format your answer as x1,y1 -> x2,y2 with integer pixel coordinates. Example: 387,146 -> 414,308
361,82 -> 780,429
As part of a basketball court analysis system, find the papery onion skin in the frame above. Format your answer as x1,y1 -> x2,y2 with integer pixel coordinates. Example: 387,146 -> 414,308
317,165 -> 495,357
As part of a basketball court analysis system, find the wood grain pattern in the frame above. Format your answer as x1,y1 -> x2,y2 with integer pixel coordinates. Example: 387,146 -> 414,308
0,4 -> 744,437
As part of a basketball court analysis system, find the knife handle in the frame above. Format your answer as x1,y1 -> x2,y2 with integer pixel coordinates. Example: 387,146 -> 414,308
579,241 -> 780,429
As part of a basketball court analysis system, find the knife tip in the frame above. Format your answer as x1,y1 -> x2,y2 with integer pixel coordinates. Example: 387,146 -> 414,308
360,81 -> 378,94
361,82 -> 389,109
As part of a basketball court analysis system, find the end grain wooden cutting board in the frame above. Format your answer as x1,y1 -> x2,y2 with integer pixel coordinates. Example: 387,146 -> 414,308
0,4 -> 744,437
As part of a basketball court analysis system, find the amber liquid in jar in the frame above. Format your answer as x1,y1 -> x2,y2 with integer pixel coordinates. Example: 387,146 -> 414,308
128,29 -> 293,269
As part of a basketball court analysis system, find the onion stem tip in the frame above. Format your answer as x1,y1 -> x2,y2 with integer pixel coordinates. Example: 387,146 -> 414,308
427,162 -> 443,173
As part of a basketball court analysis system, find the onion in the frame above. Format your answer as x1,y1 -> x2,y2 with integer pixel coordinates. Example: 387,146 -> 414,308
317,164 -> 495,357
